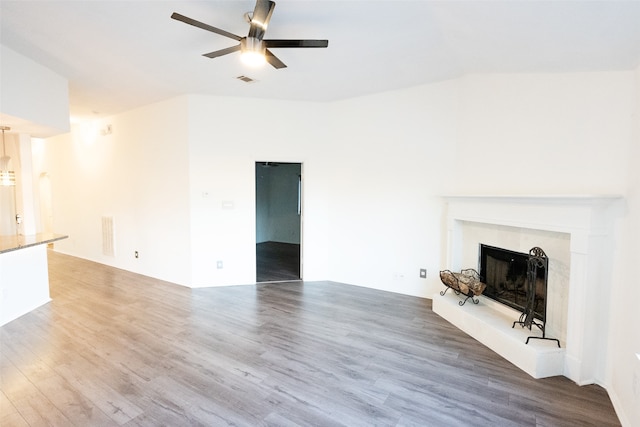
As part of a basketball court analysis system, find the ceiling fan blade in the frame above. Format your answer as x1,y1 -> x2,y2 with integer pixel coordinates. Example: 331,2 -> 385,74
171,12 -> 242,41
265,49 -> 287,69
264,39 -> 329,48
203,44 -> 242,59
248,0 -> 276,40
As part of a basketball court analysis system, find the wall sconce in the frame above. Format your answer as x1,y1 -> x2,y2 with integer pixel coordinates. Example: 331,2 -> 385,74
0,126 -> 16,187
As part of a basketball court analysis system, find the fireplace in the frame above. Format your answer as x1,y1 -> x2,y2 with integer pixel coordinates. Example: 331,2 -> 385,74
434,195 -> 621,384
479,244 -> 547,321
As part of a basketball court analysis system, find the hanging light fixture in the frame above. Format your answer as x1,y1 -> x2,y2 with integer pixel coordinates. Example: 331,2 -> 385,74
0,126 -> 16,187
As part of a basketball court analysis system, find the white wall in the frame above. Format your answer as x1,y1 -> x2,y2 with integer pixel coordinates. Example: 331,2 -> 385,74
606,65 -> 640,427
188,95 -> 330,287
43,97 -> 191,286
452,73 -> 633,194
324,80 -> 459,297
189,82 -> 459,297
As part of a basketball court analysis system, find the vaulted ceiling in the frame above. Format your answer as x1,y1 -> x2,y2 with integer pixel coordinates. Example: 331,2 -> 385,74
2,1 -> 640,122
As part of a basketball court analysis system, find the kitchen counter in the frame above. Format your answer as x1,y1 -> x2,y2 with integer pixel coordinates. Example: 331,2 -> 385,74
0,232 -> 68,254
0,232 -> 68,326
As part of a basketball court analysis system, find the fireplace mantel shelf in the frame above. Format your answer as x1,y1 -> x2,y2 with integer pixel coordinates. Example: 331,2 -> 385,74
443,194 -> 622,203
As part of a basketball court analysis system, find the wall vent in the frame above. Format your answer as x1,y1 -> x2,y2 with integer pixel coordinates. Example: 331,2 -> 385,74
102,216 -> 115,257
236,75 -> 257,83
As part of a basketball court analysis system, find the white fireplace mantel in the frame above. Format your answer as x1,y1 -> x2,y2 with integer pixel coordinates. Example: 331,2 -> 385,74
435,194 -> 622,385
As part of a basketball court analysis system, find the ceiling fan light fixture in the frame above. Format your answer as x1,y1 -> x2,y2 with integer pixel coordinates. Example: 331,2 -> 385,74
172,0 -> 327,70
241,50 -> 266,67
240,37 -> 266,67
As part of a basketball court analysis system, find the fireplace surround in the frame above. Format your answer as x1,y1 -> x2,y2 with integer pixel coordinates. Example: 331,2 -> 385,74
434,195 -> 621,385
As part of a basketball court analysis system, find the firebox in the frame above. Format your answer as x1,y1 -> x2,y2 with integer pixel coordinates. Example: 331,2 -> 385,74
478,244 -> 547,321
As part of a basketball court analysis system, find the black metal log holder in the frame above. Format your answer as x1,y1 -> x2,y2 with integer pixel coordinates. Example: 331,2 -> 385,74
439,269 -> 485,306
512,247 -> 561,348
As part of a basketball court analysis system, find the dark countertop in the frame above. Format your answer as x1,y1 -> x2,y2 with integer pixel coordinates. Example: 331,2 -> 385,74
0,233 -> 68,254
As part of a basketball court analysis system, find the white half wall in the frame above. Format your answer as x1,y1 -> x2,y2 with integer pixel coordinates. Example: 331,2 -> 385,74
0,244 -> 50,326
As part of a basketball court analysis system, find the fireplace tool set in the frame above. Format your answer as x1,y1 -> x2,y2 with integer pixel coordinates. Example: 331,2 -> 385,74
511,247 -> 561,347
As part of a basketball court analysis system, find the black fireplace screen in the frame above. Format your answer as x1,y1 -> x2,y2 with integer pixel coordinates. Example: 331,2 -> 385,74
478,244 -> 547,321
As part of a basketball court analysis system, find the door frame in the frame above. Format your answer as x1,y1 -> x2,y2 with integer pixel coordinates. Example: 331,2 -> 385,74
254,160 -> 304,281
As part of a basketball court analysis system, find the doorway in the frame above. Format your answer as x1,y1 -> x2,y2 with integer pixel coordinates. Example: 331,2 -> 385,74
255,161 -> 302,282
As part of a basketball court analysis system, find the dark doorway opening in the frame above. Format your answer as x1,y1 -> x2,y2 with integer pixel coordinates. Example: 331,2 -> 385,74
255,162 -> 302,282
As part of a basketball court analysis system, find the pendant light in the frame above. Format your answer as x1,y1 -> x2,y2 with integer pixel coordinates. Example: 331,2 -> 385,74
0,126 -> 16,186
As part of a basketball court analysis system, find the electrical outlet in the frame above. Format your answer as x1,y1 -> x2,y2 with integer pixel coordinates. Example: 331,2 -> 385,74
420,268 -> 427,278
134,251 -> 139,258
216,260 -> 223,269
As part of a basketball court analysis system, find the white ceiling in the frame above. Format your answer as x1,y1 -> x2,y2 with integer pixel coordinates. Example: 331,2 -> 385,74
2,0 -> 640,123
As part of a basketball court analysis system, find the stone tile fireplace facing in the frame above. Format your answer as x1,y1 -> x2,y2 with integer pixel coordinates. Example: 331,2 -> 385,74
433,195 -> 622,385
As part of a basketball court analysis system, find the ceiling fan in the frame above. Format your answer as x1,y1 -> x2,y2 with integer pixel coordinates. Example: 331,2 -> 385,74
171,0 -> 328,69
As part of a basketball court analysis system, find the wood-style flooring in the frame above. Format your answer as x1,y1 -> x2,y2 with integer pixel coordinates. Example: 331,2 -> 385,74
256,241 -> 300,282
0,251 -> 620,426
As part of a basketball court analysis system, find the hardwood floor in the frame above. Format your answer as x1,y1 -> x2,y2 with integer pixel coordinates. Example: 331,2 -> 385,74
0,251 -> 620,426
256,241 -> 301,282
